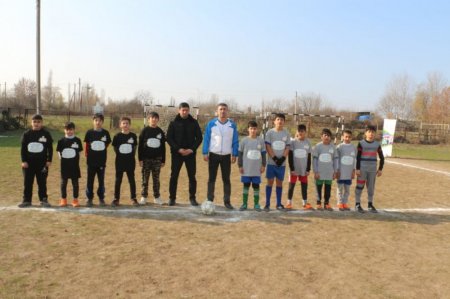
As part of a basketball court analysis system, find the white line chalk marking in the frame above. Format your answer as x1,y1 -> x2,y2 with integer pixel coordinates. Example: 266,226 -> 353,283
386,160 -> 450,177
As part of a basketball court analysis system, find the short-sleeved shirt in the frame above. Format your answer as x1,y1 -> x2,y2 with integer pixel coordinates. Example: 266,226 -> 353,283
312,142 -> 338,180
56,136 -> 83,179
112,132 -> 138,171
265,128 -> 291,166
239,136 -> 266,177
290,138 -> 312,176
84,129 -> 111,167
337,143 -> 356,180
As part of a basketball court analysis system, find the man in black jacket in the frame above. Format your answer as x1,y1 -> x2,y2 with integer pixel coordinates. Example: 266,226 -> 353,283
167,102 -> 203,206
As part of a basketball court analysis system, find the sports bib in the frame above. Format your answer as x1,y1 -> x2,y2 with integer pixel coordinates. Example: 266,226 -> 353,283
119,144 -> 132,154
147,138 -> 161,148
272,141 -> 286,151
61,148 -> 76,159
28,142 -> 44,153
247,150 -> 261,160
91,141 -> 105,151
341,156 -> 354,166
294,149 -> 307,159
319,153 -> 332,163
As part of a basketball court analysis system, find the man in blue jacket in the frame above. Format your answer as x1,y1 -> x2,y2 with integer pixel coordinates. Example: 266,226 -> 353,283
202,103 -> 239,209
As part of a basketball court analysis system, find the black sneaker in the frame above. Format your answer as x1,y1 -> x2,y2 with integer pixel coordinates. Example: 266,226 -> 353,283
111,199 -> 120,207
356,204 -> 365,213
189,199 -> 199,206
40,201 -> 51,208
168,199 -> 176,206
131,198 -> 139,206
276,205 -> 286,211
263,205 -> 270,212
18,201 -> 32,208
368,204 -> 378,213
239,204 -> 247,211
224,202 -> 234,210
99,199 -> 106,207
86,200 -> 93,207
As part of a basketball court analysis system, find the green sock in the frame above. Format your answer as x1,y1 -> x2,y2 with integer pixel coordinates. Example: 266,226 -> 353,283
243,185 -> 249,206
254,188 -> 260,206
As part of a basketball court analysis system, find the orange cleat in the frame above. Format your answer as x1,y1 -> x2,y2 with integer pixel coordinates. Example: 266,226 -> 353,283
72,199 -> 80,208
59,198 -> 68,207
342,203 -> 351,211
316,203 -> 323,210
285,203 -> 293,209
303,203 -> 314,210
337,203 -> 345,211
324,203 -> 333,211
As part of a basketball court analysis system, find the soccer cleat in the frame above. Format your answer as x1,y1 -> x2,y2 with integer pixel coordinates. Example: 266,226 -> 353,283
154,197 -> 163,205
139,197 -> 148,205
239,204 -> 247,211
342,203 -> 351,211
303,203 -> 314,210
190,199 -> 199,206
316,203 -> 323,210
285,203 -> 293,210
18,201 -> 32,208
356,204 -> 364,213
111,199 -> 120,207
368,204 -> 378,213
224,202 -> 234,210
168,199 -> 176,206
40,200 -> 51,208
86,200 -> 93,207
59,199 -> 68,207
131,198 -> 139,206
324,203 -> 333,211
337,203 -> 345,211
254,204 -> 261,211
276,205 -> 286,211
99,199 -> 106,207
72,199 -> 80,208
263,205 -> 270,212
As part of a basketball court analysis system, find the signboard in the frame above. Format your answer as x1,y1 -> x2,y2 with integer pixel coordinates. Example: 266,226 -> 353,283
382,119 -> 397,157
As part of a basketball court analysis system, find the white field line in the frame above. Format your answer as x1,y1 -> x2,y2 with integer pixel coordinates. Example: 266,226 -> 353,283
386,160 -> 450,177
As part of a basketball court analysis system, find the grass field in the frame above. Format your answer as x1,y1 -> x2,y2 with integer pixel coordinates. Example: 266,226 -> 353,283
1,127 -> 450,298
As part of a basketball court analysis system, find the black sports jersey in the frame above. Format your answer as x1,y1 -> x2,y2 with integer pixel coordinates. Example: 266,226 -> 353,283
21,128 -> 53,165
84,129 -> 111,167
112,132 -> 137,170
138,126 -> 166,163
56,136 -> 83,179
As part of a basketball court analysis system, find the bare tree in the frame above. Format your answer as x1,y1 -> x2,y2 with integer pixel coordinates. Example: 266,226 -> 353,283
378,74 -> 414,119
135,90 -> 154,106
14,78 -> 37,109
413,72 -> 447,121
299,93 -> 323,114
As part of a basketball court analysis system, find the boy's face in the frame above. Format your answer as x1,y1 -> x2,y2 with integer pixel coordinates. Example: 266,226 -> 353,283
273,117 -> 285,129
148,116 -> 159,127
365,130 -> 375,141
31,119 -> 43,130
64,128 -> 75,137
93,118 -> 103,129
248,126 -> 258,137
343,133 -> 352,143
120,120 -> 130,132
321,133 -> 331,144
297,130 -> 306,140
179,107 -> 190,119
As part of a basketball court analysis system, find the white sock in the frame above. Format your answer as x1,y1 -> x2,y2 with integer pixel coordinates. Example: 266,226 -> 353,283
302,199 -> 307,205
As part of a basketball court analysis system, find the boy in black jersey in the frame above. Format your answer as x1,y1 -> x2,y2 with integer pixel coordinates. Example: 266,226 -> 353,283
138,112 -> 166,205
84,113 -> 111,207
111,117 -> 138,206
56,122 -> 83,207
19,114 -> 53,208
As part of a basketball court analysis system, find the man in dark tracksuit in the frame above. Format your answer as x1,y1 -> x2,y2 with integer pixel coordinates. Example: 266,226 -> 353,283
19,114 -> 53,208
166,102 -> 203,206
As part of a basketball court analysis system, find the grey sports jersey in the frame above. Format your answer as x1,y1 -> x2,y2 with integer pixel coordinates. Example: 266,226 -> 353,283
265,128 -> 291,166
239,136 -> 266,177
312,142 -> 338,180
290,138 -> 312,176
337,143 -> 356,180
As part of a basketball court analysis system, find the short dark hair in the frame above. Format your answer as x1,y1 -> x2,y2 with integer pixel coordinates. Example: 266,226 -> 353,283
179,102 -> 190,109
147,111 -> 159,119
217,102 -> 228,108
93,113 -> 104,121
248,120 -> 258,128
32,114 -> 43,121
273,113 -> 285,121
120,116 -> 131,124
297,124 -> 307,132
343,129 -> 352,135
64,122 -> 75,129
365,125 -> 376,132
322,128 -> 332,137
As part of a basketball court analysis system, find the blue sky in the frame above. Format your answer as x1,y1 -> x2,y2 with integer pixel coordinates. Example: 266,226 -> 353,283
1,0 -> 449,111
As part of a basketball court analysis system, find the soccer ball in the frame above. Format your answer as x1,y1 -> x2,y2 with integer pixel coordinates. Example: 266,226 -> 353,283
201,200 -> 215,215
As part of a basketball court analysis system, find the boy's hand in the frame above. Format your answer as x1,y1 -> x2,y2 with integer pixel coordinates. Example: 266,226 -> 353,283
356,170 -> 361,177
377,170 -> 382,177
314,173 -> 320,180
239,167 -> 244,174
46,162 -> 52,168
21,162 -> 29,169
231,156 -> 236,164
139,161 -> 143,167
260,166 -> 265,173
305,171 -> 310,176
333,172 -> 337,180
351,170 -> 356,179
203,155 -> 209,162
276,156 -> 286,166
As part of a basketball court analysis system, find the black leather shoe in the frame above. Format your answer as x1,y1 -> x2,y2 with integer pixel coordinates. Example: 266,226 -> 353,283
224,202 -> 234,210
190,199 -> 199,206
168,199 -> 176,206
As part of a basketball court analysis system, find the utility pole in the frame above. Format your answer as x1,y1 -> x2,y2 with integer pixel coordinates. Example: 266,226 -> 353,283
78,78 -> 81,112
36,0 -> 41,114
295,91 -> 298,124
86,84 -> 91,113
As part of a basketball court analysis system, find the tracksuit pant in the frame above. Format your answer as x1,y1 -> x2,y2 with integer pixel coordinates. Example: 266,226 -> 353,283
207,152 -> 231,203
22,163 -> 48,203
169,154 -> 197,201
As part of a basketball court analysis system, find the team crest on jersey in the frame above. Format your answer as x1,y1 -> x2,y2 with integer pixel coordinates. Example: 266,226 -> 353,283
351,151 -> 355,156
305,145 -> 310,149
282,137 -> 287,141
101,136 -> 107,142
71,143 -> 79,148
157,133 -> 162,139
257,144 -> 262,149
127,138 -> 134,143
39,136 -> 47,142
329,149 -> 334,154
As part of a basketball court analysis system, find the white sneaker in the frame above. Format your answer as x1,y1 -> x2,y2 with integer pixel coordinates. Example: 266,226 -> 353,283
154,197 -> 163,205
140,197 -> 148,205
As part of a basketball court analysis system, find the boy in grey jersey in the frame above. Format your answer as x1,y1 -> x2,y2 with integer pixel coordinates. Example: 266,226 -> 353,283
238,121 -> 266,211
287,124 -> 313,210
312,128 -> 338,211
355,125 -> 385,213
336,129 -> 356,211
